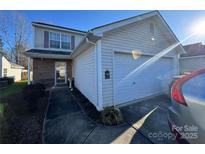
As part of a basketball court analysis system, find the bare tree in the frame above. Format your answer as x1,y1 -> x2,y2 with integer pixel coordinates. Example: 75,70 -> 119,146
0,11 -> 31,67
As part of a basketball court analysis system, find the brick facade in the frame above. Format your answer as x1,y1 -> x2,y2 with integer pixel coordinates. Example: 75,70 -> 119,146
33,58 -> 72,85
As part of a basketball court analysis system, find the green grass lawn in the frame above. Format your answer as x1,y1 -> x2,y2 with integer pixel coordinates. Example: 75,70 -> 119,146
0,81 -> 27,99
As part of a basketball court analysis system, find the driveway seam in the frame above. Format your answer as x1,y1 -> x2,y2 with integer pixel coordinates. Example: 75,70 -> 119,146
81,126 -> 97,144
124,121 -> 154,144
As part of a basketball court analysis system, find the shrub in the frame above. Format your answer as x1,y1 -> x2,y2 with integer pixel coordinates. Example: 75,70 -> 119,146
23,83 -> 45,112
0,77 -> 14,85
101,107 -> 124,126
7,77 -> 14,85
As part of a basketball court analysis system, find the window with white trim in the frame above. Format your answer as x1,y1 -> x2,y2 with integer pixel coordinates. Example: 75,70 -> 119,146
150,23 -> 155,36
49,32 -> 60,49
150,23 -> 155,41
61,34 -> 71,49
49,32 -> 71,50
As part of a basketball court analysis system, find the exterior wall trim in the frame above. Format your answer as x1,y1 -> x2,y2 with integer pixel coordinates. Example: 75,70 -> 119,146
112,49 -> 116,107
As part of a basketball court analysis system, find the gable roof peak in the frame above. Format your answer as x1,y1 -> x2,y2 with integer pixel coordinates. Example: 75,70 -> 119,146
91,10 -> 159,32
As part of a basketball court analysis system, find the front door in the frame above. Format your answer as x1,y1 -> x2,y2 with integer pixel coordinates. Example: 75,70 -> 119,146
55,62 -> 67,85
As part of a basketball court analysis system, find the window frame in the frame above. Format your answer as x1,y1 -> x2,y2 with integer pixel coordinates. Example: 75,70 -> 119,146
150,23 -> 155,35
49,31 -> 71,50
61,34 -> 71,50
49,32 -> 60,49
149,22 -> 155,41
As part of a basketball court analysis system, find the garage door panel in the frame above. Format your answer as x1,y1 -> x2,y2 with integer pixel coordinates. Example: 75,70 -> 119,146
114,52 -> 175,105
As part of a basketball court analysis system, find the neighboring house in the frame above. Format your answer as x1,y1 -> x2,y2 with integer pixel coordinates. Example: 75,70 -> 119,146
0,52 -> 24,81
180,42 -> 205,74
25,11 -> 185,110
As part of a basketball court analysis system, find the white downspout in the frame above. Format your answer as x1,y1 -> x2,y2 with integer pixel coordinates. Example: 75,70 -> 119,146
86,38 -> 103,111
27,57 -> 31,85
96,40 -> 103,111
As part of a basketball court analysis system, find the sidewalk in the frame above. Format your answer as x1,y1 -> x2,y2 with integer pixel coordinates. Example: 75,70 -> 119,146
43,87 -> 151,144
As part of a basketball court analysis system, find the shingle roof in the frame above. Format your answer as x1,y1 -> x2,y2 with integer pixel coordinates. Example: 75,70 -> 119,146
26,49 -> 72,55
181,43 -> 205,57
32,22 -> 87,34
91,10 -> 158,31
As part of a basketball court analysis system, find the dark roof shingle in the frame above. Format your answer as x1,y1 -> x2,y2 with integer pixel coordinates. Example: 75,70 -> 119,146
182,43 -> 205,57
32,22 -> 87,34
26,49 -> 72,55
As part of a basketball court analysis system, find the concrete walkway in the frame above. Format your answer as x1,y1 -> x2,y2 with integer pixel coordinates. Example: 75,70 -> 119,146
43,87 -> 176,144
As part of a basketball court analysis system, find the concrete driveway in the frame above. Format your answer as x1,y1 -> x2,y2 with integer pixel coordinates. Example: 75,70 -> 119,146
43,87 -> 177,144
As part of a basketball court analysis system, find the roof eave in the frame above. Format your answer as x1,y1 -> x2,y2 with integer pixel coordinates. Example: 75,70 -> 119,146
90,11 -> 186,54
156,13 -> 186,54
90,11 -> 159,36
24,51 -> 71,59
71,32 -> 101,58
32,22 -> 87,35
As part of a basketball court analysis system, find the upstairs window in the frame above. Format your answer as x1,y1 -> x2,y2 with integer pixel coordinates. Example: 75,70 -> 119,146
61,34 -> 71,49
49,32 -> 71,49
150,23 -> 155,41
150,23 -> 154,36
49,32 -> 60,49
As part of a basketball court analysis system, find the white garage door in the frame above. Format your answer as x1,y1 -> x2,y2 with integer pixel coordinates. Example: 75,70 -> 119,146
114,52 -> 176,105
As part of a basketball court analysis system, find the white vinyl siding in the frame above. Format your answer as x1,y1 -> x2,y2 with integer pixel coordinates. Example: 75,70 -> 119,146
1,56 -> 23,81
101,17 -> 179,107
180,56 -> 205,74
34,26 -> 84,51
73,46 -> 97,106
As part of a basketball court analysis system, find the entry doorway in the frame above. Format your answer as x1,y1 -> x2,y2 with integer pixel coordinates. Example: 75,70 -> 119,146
55,62 -> 67,85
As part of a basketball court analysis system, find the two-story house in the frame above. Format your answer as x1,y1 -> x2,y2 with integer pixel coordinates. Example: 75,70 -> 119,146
25,22 -> 86,86
25,11 -> 185,111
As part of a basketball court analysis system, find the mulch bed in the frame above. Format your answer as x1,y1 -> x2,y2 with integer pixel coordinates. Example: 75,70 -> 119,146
71,88 -> 101,123
71,87 -> 124,126
0,91 -> 49,144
